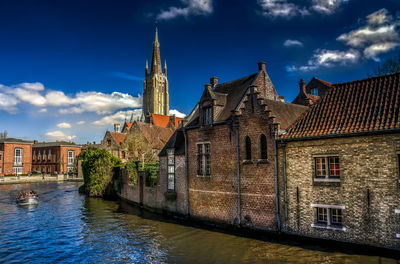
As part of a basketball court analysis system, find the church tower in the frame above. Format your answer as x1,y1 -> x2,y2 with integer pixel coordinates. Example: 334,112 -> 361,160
143,27 -> 169,121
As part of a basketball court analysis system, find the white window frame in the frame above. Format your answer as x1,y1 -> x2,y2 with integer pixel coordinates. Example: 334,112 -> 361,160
313,155 -> 340,182
311,204 -> 346,231
48,149 -> 51,161
167,148 -> 175,191
43,150 -> 46,161
13,167 -> 22,175
68,150 -> 74,165
38,151 -> 41,161
197,142 -> 211,177
14,148 -> 22,166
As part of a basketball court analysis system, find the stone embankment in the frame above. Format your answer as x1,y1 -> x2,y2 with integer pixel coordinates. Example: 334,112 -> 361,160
0,174 -> 83,185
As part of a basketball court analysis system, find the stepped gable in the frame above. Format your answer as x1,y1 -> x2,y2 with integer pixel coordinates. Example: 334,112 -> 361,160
283,72 -> 400,140
186,73 -> 258,127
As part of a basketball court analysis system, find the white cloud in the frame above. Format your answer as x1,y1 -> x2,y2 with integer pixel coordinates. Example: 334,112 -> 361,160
311,0 -> 348,15
363,42 -> 399,60
257,0 -> 309,19
0,82 -> 142,115
287,8 -> 400,71
92,109 -> 143,126
39,108 -> 47,113
157,0 -> 213,20
0,92 -> 19,114
57,122 -> 72,129
287,49 -> 359,71
45,131 -> 76,141
76,121 -> 85,125
169,109 -> 186,118
337,8 -> 400,60
284,39 -> 303,47
257,0 -> 348,19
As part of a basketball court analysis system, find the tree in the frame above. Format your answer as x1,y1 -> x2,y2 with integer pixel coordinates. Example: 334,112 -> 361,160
369,51 -> 400,77
78,147 -> 122,197
121,129 -> 157,167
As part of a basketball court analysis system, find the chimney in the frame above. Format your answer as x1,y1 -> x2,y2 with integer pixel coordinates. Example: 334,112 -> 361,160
210,76 -> 218,87
299,79 -> 306,93
114,123 -> 120,132
33,140 -> 38,144
258,61 -> 266,72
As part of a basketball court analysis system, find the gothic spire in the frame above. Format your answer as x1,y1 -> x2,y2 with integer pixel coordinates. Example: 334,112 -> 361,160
150,26 -> 162,74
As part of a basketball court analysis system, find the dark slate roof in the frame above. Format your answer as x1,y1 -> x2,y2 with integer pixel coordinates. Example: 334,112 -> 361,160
0,138 -> 33,144
159,129 -> 185,156
33,141 -> 80,147
186,73 -> 258,127
214,73 -> 258,122
283,72 -> 400,140
262,99 -> 308,130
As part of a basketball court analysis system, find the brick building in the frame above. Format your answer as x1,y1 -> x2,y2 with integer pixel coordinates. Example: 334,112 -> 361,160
32,141 -> 81,174
291,77 -> 332,106
279,73 -> 400,250
159,62 -> 307,229
0,138 -> 33,176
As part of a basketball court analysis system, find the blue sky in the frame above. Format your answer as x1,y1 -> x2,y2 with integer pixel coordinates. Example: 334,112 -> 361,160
0,0 -> 399,143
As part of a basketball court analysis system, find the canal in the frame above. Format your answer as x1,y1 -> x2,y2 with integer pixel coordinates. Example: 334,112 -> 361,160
0,182 -> 396,263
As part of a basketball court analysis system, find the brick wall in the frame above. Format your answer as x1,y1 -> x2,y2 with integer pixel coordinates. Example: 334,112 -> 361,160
1,143 -> 32,175
186,90 -> 278,230
278,134 -> 400,250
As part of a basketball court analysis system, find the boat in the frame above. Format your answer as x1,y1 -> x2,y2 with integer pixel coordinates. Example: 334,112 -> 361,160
16,190 -> 39,205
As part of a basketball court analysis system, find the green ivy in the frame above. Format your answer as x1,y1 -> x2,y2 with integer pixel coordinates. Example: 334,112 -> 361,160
78,148 -> 122,197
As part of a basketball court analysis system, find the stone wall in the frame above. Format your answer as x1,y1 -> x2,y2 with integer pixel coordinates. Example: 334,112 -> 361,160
278,133 -> 400,250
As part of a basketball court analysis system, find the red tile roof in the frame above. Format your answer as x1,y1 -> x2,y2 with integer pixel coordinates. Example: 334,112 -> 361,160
283,72 -> 400,140
151,113 -> 170,128
109,132 -> 126,145
134,121 -> 174,149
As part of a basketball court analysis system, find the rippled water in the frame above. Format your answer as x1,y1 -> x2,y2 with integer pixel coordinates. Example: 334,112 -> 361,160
0,182 -> 396,263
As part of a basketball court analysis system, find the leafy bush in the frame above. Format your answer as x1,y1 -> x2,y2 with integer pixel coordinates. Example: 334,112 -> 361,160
78,148 -> 122,198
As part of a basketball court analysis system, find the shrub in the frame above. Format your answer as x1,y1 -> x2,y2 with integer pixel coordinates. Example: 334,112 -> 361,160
78,148 -> 122,198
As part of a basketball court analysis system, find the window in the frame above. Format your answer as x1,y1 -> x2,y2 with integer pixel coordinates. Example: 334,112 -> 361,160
260,134 -> 267,160
107,139 -> 111,146
197,143 -> 211,176
310,88 -> 319,96
167,149 -> 175,190
245,136 -> 252,160
68,151 -> 74,165
48,149 -> 51,161
43,150 -> 46,161
0,153 -> 2,161
0,167 -> 2,174
14,148 -> 22,166
32,151 -> 35,161
13,167 -> 22,175
314,156 -> 340,179
311,204 -> 345,230
38,151 -> 41,161
204,107 -> 212,125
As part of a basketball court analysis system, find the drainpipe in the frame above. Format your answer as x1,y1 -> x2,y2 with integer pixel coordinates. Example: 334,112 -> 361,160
183,128 -> 190,216
282,140 -> 288,221
274,130 -> 281,232
229,121 -> 241,226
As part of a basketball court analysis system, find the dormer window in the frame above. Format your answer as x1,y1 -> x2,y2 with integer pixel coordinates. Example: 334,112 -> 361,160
204,107 -> 212,125
310,88 -> 319,96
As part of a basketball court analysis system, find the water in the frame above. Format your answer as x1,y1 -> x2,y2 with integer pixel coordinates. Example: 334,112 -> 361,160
0,182 -> 396,264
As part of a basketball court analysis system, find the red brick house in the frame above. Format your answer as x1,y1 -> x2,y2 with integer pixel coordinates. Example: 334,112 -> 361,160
32,142 -> 81,174
279,73 -> 400,250
159,62 -> 307,230
0,138 -> 33,176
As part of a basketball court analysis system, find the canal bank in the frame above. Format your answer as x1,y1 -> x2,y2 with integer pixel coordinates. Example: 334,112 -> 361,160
0,174 -> 83,185
116,171 -> 400,259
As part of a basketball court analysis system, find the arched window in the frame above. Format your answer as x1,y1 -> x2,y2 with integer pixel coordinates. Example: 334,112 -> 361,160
245,136 -> 252,160
260,134 -> 267,159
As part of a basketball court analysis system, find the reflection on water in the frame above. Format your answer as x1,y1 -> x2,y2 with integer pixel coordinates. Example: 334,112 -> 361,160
0,182 -> 396,263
